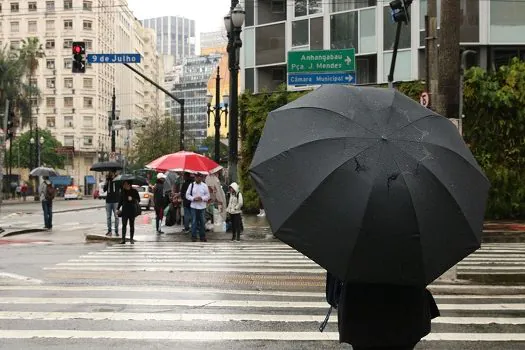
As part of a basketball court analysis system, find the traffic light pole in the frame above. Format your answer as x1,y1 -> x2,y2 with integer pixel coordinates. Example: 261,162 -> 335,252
122,63 -> 185,151
0,100 -> 9,204
387,21 -> 403,89
111,88 -> 116,153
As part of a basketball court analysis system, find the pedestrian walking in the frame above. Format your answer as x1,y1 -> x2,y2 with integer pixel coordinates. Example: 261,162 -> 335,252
185,172 -> 210,242
15,185 -> 21,200
180,172 -> 193,233
21,183 -> 27,201
117,180 -> 140,244
104,171 -> 120,237
154,173 -> 167,234
227,182 -> 243,242
39,177 -> 56,230
337,283 -> 440,350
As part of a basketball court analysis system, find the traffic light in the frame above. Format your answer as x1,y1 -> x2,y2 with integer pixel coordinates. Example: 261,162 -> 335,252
6,105 -> 15,140
72,41 -> 86,73
390,0 -> 413,24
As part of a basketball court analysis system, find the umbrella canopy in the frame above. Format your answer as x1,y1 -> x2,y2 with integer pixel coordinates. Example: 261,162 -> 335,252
146,151 -> 222,174
249,85 -> 490,287
30,167 -> 58,177
113,174 -> 149,186
90,161 -> 123,172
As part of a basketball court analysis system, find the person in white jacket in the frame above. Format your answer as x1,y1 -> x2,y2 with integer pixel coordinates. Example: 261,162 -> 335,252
227,182 -> 243,242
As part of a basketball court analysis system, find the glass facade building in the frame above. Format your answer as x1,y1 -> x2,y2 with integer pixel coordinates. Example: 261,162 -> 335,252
142,16 -> 196,62
241,0 -> 525,92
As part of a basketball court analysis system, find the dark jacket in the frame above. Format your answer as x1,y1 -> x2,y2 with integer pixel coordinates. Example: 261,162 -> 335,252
337,283 -> 440,347
153,183 -> 165,208
180,179 -> 193,208
104,178 -> 120,203
117,188 -> 140,218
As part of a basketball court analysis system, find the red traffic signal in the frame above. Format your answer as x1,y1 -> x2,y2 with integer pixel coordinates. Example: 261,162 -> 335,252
72,41 -> 86,73
72,42 -> 85,55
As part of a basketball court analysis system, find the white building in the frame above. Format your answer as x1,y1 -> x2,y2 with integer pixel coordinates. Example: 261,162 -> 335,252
241,0 -> 525,92
142,16 -> 196,62
0,0 -> 164,191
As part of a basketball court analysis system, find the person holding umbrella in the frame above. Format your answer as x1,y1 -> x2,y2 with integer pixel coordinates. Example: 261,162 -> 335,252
38,176 -> 55,230
154,173 -> 167,234
117,180 -> 140,244
104,171 -> 120,237
185,172 -> 210,242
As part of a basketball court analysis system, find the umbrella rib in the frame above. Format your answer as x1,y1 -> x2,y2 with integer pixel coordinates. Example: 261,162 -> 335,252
389,142 -> 483,246
281,107 -> 381,137
385,114 -> 437,138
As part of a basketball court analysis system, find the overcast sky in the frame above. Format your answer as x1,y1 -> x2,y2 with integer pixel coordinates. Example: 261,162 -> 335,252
127,0 -> 232,34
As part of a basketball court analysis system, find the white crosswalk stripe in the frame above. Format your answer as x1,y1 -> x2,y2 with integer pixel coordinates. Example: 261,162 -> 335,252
0,242 -> 525,348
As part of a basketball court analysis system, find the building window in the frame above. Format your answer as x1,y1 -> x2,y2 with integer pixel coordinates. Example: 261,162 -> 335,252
46,20 -> 55,31
83,136 -> 93,146
83,78 -> 93,89
10,3 -> 19,12
64,135 -> 74,147
46,1 -> 55,11
64,77 -> 73,88
64,116 -> 74,128
64,58 -> 72,69
85,39 -> 93,50
356,54 -> 377,84
83,116 -> 93,127
46,78 -> 56,88
83,1 -> 92,11
83,20 -> 92,30
294,0 -> 322,17
331,0 -> 376,13
46,59 -> 55,69
292,20 -> 309,47
258,0 -> 287,25
64,20 -> 73,30
330,11 -> 358,51
64,0 -> 72,10
46,117 -> 56,128
10,22 -> 19,33
28,21 -> 38,33
255,23 -> 286,65
83,97 -> 93,108
360,8 -> 376,53
383,6 -> 411,50
45,39 -> 55,49
46,97 -> 55,107
490,0 -> 525,43
29,2 -> 37,11
63,39 -> 73,48
64,97 -> 73,107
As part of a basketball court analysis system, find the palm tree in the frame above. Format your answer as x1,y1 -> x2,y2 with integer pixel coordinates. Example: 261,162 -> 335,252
18,37 -> 44,169
0,44 -> 25,109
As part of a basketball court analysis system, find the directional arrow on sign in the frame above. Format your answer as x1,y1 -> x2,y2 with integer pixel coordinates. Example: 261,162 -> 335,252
345,56 -> 352,65
345,74 -> 354,82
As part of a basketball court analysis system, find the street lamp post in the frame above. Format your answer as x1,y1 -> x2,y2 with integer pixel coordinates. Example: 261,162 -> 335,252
107,107 -> 121,158
224,1 -> 245,182
206,67 -> 229,163
30,135 -> 44,167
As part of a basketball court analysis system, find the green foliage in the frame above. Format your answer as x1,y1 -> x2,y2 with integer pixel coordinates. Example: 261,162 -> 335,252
130,111 -> 180,168
463,58 -> 525,219
239,85 -> 309,213
7,129 -> 65,169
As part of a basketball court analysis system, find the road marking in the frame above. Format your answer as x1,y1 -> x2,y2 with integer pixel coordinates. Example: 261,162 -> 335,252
0,272 -> 43,284
56,262 -> 319,268
0,330 -> 524,341
43,266 -> 325,273
69,259 -> 316,263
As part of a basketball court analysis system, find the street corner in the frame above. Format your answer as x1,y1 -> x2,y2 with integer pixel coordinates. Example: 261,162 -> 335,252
0,238 -> 52,246
0,228 -> 47,239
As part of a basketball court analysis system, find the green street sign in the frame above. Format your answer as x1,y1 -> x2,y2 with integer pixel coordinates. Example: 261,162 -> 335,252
288,49 -> 355,73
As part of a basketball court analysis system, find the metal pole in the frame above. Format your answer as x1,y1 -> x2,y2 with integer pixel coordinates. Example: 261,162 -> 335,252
214,67 -> 221,163
228,0 -> 240,182
180,99 -> 185,151
29,73 -> 33,170
111,87 -> 116,153
387,21 -> 403,89
1,100 -> 9,204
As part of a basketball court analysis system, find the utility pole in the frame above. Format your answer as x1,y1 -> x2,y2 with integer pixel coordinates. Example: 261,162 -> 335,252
426,0 -> 439,109
122,63 -> 185,151
437,0 -> 460,119
0,100 -> 9,204
29,73 -> 33,171
214,67 -> 221,163
111,87 -> 116,153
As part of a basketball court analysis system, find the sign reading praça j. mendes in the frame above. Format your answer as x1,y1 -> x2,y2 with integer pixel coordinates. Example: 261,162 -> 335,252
287,49 -> 355,73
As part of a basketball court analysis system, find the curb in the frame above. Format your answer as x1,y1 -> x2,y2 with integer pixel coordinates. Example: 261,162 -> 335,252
54,205 -> 104,214
85,234 -> 133,243
1,228 -> 47,238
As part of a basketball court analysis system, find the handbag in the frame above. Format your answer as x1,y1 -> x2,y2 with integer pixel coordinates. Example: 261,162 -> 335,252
134,200 -> 142,217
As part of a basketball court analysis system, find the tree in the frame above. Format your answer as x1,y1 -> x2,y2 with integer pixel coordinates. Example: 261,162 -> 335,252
6,129 -> 65,169
0,45 -> 26,125
130,111 -> 180,168
18,37 -> 44,128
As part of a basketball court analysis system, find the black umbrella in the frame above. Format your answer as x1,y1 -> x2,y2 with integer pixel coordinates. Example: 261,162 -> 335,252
30,166 -> 58,177
249,85 -> 490,286
113,174 -> 149,186
90,161 -> 123,172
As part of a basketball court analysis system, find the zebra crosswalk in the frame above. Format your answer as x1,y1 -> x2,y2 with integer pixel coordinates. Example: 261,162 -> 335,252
0,242 -> 524,349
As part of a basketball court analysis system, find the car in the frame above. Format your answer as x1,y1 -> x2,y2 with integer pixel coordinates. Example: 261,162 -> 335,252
134,185 -> 153,210
64,186 -> 83,200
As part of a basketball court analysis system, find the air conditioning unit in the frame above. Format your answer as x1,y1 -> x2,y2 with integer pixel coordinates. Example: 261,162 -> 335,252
53,70 -> 56,75
72,108 -> 76,113
71,88 -> 75,93
67,122 -> 73,127
49,122 -> 55,127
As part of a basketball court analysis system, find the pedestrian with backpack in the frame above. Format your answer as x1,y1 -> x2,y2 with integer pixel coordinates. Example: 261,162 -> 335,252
227,182 -> 243,242
39,176 -> 56,230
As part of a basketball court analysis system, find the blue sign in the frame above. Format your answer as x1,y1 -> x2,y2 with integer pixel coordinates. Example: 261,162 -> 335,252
198,146 -> 209,152
87,53 -> 141,64
288,72 -> 356,86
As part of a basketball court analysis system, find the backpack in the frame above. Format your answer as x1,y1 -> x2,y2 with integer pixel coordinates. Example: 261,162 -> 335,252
45,184 -> 56,201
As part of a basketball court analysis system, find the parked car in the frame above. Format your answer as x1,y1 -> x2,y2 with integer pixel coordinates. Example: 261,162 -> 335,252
64,186 -> 83,200
134,185 -> 153,210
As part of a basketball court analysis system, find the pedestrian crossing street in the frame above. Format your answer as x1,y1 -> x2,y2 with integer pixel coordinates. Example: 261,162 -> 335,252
0,242 -> 525,348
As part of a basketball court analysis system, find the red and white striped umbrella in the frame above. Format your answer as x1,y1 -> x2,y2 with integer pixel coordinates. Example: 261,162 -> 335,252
146,151 -> 222,174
